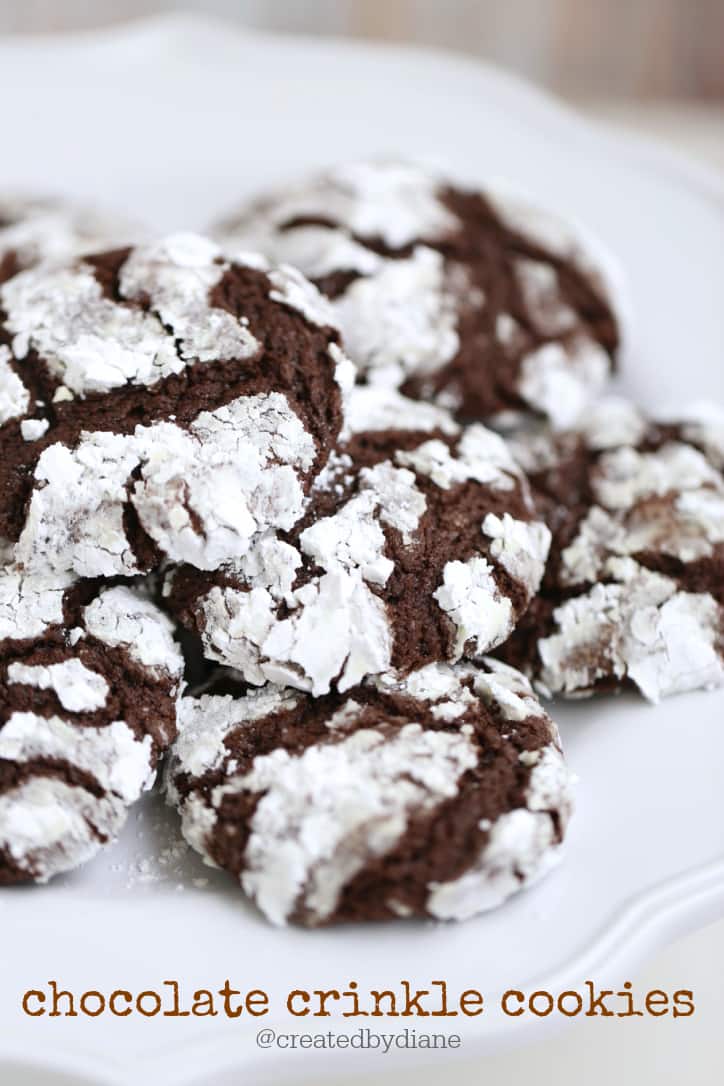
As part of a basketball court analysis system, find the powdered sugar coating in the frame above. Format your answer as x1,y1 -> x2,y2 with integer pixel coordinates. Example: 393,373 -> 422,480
166,686 -> 300,798
538,560 -> 724,702
82,586 -> 183,678
0,714 -> 153,803
234,724 -> 477,926
0,236 -> 351,576
215,160 -> 622,426
133,392 -> 316,570
517,337 -> 611,431
0,567 -> 74,641
483,512 -> 552,588
395,425 -> 521,492
0,574 -> 184,884
20,418 -> 49,441
119,234 -> 259,369
220,161 -> 458,253
167,657 -> 573,926
502,398 -> 724,701
2,234 -> 263,394
0,345 -> 29,425
434,558 -> 514,657
0,778 -> 127,882
0,194 -> 141,281
196,505 -> 396,694
7,660 -> 109,712
167,387 -> 550,694
267,263 -> 339,329
16,391 -> 317,577
426,802 -> 562,920
581,396 -> 648,451
343,384 -> 459,439
334,247 -> 461,389
4,263 -> 202,395
16,431 -> 146,577
487,186 -> 629,329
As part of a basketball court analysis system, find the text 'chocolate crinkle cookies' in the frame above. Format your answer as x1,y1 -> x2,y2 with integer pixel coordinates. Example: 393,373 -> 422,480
0,194 -> 138,285
0,567 -> 184,883
498,399 -> 724,702
165,659 -> 574,926
164,386 -> 551,695
0,233 -> 354,576
215,161 -> 625,428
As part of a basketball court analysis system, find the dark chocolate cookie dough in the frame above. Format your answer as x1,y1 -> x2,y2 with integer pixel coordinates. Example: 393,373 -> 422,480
214,161 -> 624,428
0,567 -> 184,883
163,387 -> 551,695
0,234 -> 353,576
166,658 -> 574,926
497,399 -> 724,701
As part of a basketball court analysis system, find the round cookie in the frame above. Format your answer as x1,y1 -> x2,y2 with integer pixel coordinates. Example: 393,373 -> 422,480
497,398 -> 724,701
166,658 -> 574,926
164,386 -> 551,695
215,160 -> 624,428
0,194 -> 138,284
0,569 -> 184,884
0,233 -> 354,576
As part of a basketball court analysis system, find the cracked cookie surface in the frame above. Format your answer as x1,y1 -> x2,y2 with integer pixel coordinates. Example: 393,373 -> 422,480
497,399 -> 724,701
164,386 -> 551,695
0,569 -> 184,883
215,161 -> 624,428
0,233 -> 354,576
166,658 -> 573,926
0,194 -> 139,285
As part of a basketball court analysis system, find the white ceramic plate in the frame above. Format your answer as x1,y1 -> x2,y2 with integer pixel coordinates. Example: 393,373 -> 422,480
1,15 -> 723,1086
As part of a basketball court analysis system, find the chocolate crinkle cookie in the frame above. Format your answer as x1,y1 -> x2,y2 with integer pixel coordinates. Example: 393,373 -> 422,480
497,399 -> 724,702
0,194 -> 139,285
0,567 -> 184,884
214,161 -> 625,429
0,233 -> 354,577
165,658 -> 574,926
163,386 -> 551,695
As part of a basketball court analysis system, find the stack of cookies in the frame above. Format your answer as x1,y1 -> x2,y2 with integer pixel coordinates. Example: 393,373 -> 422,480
0,164 -> 721,926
